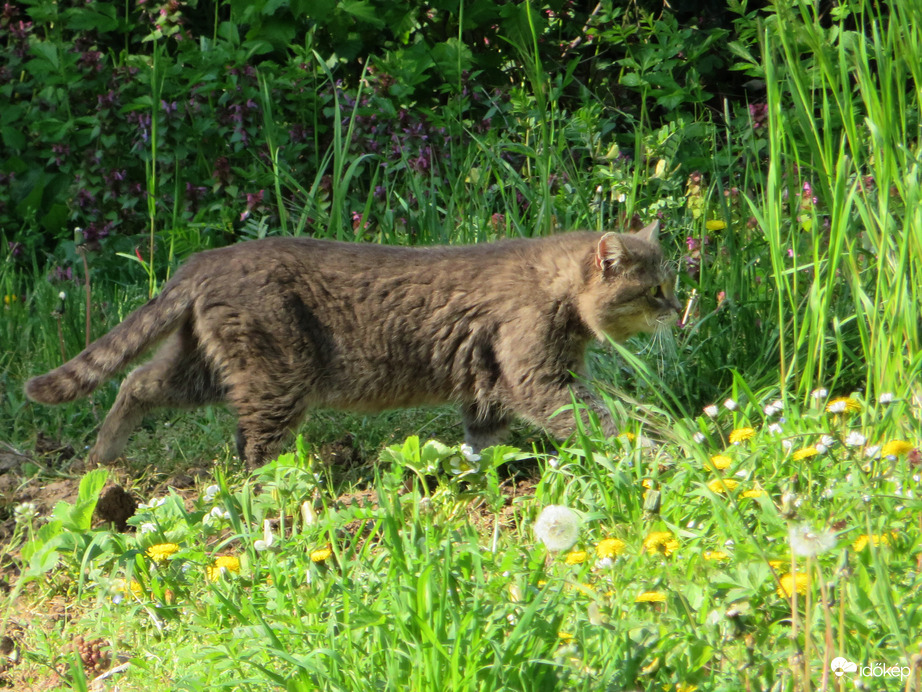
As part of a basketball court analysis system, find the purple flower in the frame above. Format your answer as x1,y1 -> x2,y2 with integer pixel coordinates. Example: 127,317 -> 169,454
749,103 -> 769,129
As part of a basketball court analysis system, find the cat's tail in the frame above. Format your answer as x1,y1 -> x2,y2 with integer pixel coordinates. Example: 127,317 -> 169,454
25,278 -> 194,405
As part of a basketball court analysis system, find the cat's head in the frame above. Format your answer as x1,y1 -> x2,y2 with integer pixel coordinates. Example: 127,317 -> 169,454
578,220 -> 682,342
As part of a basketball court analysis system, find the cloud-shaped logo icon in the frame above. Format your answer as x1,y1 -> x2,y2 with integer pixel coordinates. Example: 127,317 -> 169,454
830,657 -> 858,677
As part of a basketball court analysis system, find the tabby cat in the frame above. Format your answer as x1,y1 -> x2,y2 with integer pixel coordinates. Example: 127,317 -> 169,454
26,221 -> 680,466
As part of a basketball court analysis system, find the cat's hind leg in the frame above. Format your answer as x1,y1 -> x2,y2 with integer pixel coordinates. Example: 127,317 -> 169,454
90,323 -> 224,463
461,402 -> 512,451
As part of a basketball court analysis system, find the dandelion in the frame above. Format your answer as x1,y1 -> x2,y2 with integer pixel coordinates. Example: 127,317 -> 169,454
707,478 -> 739,494
703,404 -> 719,418
709,454 -> 732,470
565,550 -> 588,565
777,572 -> 809,597
557,631 -> 575,643
792,446 -> 819,461
534,505 -> 581,552
768,560 -> 786,571
845,432 -> 867,447
635,591 -> 667,603
310,546 -> 332,563
703,550 -> 729,561
146,543 -> 180,562
881,440 -> 914,458
619,431 -> 636,443
596,538 -> 626,558
644,531 -> 679,556
825,397 -> 861,414
729,428 -> 756,444
206,555 -> 241,581
788,524 -> 836,557
742,488 -> 766,499
852,533 -> 892,552
723,398 -> 738,411
705,219 -> 727,231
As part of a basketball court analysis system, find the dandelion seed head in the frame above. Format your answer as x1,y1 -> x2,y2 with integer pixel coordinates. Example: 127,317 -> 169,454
534,505 -> 581,552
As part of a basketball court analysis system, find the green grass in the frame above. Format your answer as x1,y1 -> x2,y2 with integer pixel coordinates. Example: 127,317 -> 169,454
2,0 -> 922,689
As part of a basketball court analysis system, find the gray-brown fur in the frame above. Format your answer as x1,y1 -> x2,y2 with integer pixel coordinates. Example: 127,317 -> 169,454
25,222 -> 681,466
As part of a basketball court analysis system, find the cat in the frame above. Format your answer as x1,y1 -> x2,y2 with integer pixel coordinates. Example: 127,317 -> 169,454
25,221 -> 681,467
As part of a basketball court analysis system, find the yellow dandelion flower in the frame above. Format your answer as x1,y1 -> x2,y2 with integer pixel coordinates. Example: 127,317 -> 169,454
565,550 -> 588,565
676,685 -> 698,692
777,572 -> 809,597
635,591 -> 667,603
146,543 -> 180,562
705,219 -> 727,231
741,488 -> 766,499
596,538 -> 627,559
642,478 -> 654,489
310,547 -> 333,563
792,446 -> 819,461
644,531 -> 679,556
129,580 -> 143,596
768,560 -> 786,571
825,397 -> 861,414
881,440 -> 914,457
703,550 -> 729,561
3,294 -> 18,306
557,631 -> 575,643
852,533 -> 891,552
619,432 -> 636,442
206,555 -> 241,581
709,454 -> 732,470
707,478 -> 739,494
729,427 -> 756,444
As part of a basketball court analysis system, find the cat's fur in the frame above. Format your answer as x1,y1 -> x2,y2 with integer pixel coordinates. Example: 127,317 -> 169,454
26,221 -> 680,466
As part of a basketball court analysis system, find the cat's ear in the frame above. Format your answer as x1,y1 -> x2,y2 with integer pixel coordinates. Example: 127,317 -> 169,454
596,233 -> 626,272
635,219 -> 660,244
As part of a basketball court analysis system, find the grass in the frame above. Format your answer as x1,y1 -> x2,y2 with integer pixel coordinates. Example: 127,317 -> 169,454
2,0 -> 922,689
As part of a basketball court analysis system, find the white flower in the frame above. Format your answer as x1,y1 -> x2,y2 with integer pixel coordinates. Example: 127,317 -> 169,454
203,484 -> 220,502
845,432 -> 867,447
547,456 -> 560,469
878,392 -> 894,404
301,501 -> 317,527
533,505 -> 581,552
812,388 -> 828,399
58,291 -> 66,300
692,432 -> 706,443
254,519 -> 276,551
864,445 -> 881,458
826,400 -> 847,413
460,443 -> 482,463
595,557 -> 614,570
815,443 -> 828,454
788,523 -> 836,557
723,398 -> 738,411
139,522 -> 157,534
763,403 -> 780,417
767,423 -> 783,435
138,496 -> 166,511
781,439 -> 793,450
771,399 -> 784,411
13,502 -> 38,524
703,405 -> 719,418
820,435 -> 836,447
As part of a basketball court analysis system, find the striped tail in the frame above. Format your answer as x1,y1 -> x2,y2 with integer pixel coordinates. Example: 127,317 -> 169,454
25,281 -> 192,405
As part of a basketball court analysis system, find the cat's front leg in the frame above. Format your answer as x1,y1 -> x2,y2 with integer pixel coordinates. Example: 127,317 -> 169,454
508,383 -> 616,442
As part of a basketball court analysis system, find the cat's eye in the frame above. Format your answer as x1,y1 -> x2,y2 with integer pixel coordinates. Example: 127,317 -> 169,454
649,285 -> 662,298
